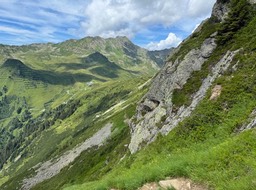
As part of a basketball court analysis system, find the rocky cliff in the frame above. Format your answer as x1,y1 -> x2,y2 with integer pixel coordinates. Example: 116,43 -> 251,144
211,0 -> 230,22
129,36 -> 217,153
128,0 -> 254,153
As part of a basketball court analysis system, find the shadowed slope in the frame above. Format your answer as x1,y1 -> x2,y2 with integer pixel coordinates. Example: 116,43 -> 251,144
2,59 -> 106,85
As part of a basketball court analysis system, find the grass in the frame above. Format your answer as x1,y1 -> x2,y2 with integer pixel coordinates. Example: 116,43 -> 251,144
25,84 -> 145,190
0,175 -> 8,187
63,95 -> 256,190
32,106 -> 135,190
0,42 -> 155,177
0,74 -> 150,190
2,3 -> 256,190
61,4 -> 256,190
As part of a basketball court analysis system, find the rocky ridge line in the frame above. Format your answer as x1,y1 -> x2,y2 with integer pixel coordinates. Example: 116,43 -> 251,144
129,37 -> 240,153
128,35 -> 217,154
160,49 -> 239,135
127,0 -> 247,154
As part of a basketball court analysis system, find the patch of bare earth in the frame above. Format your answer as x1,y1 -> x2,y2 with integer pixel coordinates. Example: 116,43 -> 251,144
209,85 -> 222,100
112,178 -> 208,190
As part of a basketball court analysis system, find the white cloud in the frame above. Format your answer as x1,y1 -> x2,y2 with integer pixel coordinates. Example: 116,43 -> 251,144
146,33 -> 182,50
81,0 -> 186,38
0,0 -> 217,47
0,25 -> 59,44
188,0 -> 216,17
0,26 -> 35,36
0,1 -> 87,36
81,0 -> 216,39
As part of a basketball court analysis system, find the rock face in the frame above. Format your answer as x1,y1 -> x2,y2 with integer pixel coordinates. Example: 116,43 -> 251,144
250,0 -> 256,4
159,50 -> 239,135
147,37 -> 216,103
128,28 -> 240,153
239,110 -> 256,131
128,36 -> 217,154
22,124 -> 112,190
128,0 -> 248,154
211,0 -> 256,23
211,0 -> 230,22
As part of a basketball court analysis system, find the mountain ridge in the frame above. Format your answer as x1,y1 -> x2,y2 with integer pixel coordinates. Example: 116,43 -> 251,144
129,0 -> 256,153
1,0 -> 256,190
0,35 -> 169,181
0,36 -> 171,69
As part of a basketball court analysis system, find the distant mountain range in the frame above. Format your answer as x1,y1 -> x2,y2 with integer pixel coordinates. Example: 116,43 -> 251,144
0,36 -> 171,73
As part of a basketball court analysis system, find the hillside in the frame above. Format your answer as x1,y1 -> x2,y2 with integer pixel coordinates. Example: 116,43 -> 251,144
0,36 -> 169,70
1,0 -> 256,190
0,36 -> 170,189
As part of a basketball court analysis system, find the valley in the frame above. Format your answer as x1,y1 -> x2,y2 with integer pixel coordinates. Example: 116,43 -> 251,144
1,0 -> 256,190
0,36 -> 169,189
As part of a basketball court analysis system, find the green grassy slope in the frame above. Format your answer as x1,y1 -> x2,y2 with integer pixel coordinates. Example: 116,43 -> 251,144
2,1 -> 256,190
45,1 -> 256,190
0,75 -> 151,190
0,33 -> 166,170
0,35 -> 166,188
0,36 -> 162,74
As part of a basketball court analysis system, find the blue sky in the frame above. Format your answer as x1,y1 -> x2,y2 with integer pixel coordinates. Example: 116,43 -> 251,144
0,0 -> 216,50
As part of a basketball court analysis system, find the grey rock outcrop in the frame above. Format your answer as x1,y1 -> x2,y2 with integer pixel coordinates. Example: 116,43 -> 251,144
211,0 -> 230,22
128,32 -> 240,153
160,49 -> 239,135
22,123 -> 112,190
211,0 -> 255,23
128,37 -> 217,154
249,0 -> 256,4
239,109 -> 256,131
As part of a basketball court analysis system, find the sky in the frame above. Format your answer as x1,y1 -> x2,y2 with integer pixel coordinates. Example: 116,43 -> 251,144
0,0 -> 216,50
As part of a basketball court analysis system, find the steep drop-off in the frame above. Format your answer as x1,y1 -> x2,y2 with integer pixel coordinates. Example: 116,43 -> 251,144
129,0 -> 256,153
0,36 -> 169,190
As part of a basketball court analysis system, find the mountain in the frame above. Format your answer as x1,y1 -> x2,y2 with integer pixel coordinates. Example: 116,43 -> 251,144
0,36 -> 167,72
0,36 -> 170,121
0,36 -> 169,188
129,0 -> 256,152
147,48 -> 174,67
1,0 -> 256,190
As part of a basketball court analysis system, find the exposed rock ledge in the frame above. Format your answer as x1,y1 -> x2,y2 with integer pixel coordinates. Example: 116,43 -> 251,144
239,109 -> 256,131
160,49 -> 239,135
129,37 -> 240,153
211,0 -> 230,22
22,123 -> 112,190
211,0 -> 256,23
128,36 -> 217,154
250,0 -> 256,4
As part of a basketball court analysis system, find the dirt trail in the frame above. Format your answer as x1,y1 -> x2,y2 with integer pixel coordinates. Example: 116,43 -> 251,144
139,178 -> 208,190
22,123 -> 112,190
